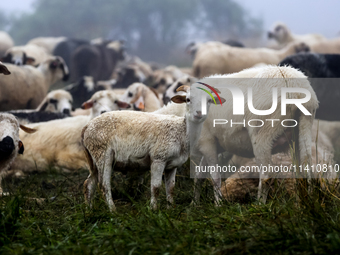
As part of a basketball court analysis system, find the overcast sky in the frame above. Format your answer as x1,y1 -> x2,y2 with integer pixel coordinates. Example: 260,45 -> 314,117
1,0 -> 339,38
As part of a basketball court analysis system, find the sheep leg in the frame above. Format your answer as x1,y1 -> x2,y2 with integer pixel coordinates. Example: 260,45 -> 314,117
150,161 -> 165,210
164,168 -> 177,208
83,173 -> 97,208
98,152 -> 115,212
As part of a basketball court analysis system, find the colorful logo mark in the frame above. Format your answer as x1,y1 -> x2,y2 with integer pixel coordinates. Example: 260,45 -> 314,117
196,82 -> 223,106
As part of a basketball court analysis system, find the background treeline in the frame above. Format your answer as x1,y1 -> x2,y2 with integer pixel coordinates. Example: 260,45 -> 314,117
0,0 -> 262,63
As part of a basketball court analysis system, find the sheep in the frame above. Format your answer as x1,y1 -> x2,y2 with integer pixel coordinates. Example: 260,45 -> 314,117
307,38 -> 340,54
70,40 -> 125,82
0,113 -> 36,194
120,83 -> 162,112
10,90 -> 130,173
81,85 -> 226,211
191,65 -> 319,204
163,75 -> 196,105
221,121 -> 335,201
0,56 -> 69,111
8,90 -> 74,124
0,31 -> 14,58
2,44 -> 50,66
192,41 -> 310,78
267,22 -> 326,48
27,36 -> 66,55
151,65 -> 186,94
279,53 -> 340,120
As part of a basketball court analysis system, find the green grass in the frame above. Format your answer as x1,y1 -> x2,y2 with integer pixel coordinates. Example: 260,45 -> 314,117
1,165 -> 340,254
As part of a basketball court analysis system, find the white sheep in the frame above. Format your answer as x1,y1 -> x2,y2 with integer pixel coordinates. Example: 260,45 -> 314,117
0,113 -> 36,194
191,65 -> 319,204
268,22 -> 326,48
3,44 -> 50,66
152,65 -> 186,94
0,61 -> 10,75
81,85 -> 226,211
8,90 -> 74,124
192,41 -> 309,78
27,36 -> 66,55
120,82 -> 162,112
0,31 -> 14,58
10,90 -> 130,173
163,75 -> 195,105
0,56 -> 69,111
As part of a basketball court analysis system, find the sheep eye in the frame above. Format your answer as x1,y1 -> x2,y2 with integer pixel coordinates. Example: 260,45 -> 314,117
186,98 -> 190,103
128,92 -> 133,97
94,100 -> 97,103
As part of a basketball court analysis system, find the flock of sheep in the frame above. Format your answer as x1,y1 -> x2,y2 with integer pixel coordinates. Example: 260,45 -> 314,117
0,21 -> 340,211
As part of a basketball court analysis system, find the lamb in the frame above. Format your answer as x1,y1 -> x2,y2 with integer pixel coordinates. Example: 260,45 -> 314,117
0,56 -> 69,111
2,44 -> 50,66
10,90 -> 130,173
27,36 -> 67,55
221,121 -> 335,201
8,90 -> 74,124
192,41 -> 309,78
191,65 -> 319,204
120,82 -> 162,112
267,22 -> 326,48
0,113 -> 36,194
81,85 -> 226,211
279,53 -> 340,120
0,31 -> 14,58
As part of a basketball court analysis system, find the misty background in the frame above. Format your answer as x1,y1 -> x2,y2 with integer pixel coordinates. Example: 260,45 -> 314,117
0,0 -> 339,65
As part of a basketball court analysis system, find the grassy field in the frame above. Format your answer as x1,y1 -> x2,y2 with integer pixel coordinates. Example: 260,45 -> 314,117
1,160 -> 340,254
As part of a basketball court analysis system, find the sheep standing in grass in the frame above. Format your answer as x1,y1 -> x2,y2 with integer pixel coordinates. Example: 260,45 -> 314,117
0,113 -> 36,194
0,56 -> 69,111
192,65 -> 318,204
81,85 -> 225,211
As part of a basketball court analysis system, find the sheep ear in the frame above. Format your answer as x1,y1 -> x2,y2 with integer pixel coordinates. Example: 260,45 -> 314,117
26,57 -> 35,65
176,85 -> 190,93
81,100 -> 94,109
0,62 -> 10,75
18,141 -> 24,154
20,124 -> 37,134
171,95 -> 186,104
214,97 -> 226,105
115,100 -> 131,109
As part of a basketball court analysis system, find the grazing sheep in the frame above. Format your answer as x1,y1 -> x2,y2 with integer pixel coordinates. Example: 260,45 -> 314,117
120,83 -> 162,112
0,31 -> 14,58
10,90 -> 130,173
0,113 -> 36,194
70,40 -> 125,82
192,41 -> 309,78
268,22 -> 325,48
27,36 -> 66,55
2,44 -> 50,66
81,86 -> 226,211
0,56 -> 69,111
8,90 -> 74,124
221,122 -> 335,201
279,53 -> 340,120
192,65 -> 318,204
